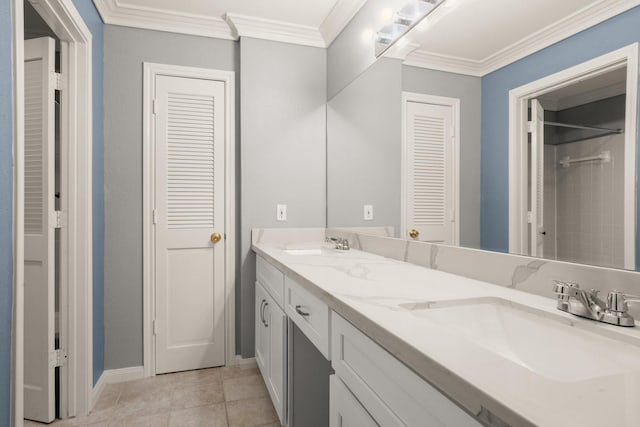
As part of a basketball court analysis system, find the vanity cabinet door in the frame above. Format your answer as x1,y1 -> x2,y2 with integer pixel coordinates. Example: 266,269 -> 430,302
255,282 -> 270,375
255,280 -> 286,424
265,297 -> 286,423
331,312 -> 481,427
330,375 -> 378,427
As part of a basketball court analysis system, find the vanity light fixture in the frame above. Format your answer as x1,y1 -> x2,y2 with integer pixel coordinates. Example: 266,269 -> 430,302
374,0 -> 445,57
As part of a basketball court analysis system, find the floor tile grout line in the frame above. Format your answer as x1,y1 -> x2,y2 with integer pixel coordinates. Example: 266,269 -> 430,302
223,401 -> 231,427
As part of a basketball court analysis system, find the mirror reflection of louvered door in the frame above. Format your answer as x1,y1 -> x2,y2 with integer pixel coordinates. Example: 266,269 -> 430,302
406,101 -> 454,244
24,36 -> 56,424
154,75 -> 226,374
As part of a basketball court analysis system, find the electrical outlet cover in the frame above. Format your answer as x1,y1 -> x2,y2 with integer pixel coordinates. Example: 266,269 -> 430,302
277,204 -> 287,221
364,205 -> 373,220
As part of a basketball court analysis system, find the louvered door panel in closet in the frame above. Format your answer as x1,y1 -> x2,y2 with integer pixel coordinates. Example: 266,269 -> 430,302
406,101 -> 454,244
24,36 -> 56,423
154,75 -> 226,374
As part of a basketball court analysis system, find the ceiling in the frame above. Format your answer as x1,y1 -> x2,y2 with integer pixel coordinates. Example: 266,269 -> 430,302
94,0 -> 640,75
118,0 -> 339,28
410,0 -> 602,61
400,0 -> 640,75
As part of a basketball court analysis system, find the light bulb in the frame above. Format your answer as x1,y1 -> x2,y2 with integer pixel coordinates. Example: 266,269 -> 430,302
380,7 -> 394,24
361,28 -> 374,42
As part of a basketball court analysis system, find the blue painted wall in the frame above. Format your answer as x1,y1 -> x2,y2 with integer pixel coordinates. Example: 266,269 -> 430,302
481,6 -> 640,263
0,0 -> 14,424
70,0 -> 105,386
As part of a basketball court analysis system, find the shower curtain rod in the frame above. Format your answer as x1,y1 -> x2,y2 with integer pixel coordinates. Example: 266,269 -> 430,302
544,120 -> 623,134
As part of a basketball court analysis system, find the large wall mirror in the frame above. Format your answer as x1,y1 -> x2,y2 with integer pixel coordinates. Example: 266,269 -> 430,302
326,0 -> 640,271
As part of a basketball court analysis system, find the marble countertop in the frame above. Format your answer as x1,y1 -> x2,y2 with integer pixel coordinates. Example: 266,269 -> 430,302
252,241 -> 640,427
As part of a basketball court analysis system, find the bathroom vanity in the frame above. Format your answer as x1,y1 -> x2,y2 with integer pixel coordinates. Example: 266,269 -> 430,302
252,228 -> 640,427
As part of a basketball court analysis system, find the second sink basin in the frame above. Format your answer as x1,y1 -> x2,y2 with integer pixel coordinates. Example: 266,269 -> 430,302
404,297 -> 640,382
283,248 -> 340,256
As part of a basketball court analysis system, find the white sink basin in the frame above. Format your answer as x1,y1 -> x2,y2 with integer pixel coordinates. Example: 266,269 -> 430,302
406,297 -> 640,382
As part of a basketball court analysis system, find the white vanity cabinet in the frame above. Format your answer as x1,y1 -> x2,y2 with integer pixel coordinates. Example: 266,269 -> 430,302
330,375 -> 378,427
255,255 -> 333,427
255,258 -> 287,424
255,252 -> 482,427
284,275 -> 330,359
330,312 -> 482,427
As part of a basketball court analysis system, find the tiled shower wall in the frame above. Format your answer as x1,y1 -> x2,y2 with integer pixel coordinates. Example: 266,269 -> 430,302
546,133 -> 625,268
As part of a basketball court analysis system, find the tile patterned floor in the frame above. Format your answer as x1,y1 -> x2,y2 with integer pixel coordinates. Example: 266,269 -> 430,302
25,366 -> 280,427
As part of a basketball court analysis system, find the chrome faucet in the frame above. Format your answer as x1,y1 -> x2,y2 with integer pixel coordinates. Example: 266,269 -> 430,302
553,280 -> 639,327
326,236 -> 350,250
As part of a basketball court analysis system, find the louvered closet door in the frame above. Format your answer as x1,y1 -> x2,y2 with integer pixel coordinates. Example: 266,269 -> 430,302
154,75 -> 226,373
24,37 -> 56,423
406,101 -> 454,244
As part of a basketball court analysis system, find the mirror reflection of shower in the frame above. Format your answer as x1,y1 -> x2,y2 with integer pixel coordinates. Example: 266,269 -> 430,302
528,67 -> 627,269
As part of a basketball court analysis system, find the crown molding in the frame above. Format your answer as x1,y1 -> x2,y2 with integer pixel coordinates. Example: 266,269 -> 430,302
225,13 -> 326,48
93,0 -> 234,39
404,0 -> 640,77
319,0 -> 368,46
403,50 -> 484,76
385,42 -> 421,61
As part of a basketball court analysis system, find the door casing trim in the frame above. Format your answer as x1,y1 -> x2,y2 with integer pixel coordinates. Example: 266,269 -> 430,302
142,62 -> 237,376
508,43 -> 639,269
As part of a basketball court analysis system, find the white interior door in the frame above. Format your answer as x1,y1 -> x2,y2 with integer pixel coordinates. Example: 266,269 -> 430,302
154,74 -> 226,374
406,101 -> 455,244
24,36 -> 56,423
530,99 -> 545,257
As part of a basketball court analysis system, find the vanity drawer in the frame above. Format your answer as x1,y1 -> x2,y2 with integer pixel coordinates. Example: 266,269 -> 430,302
285,276 -> 330,359
256,255 -> 284,308
331,312 -> 481,427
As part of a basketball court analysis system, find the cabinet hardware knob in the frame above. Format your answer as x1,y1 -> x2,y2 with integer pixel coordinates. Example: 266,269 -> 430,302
211,232 -> 222,243
263,302 -> 269,327
295,305 -> 310,317
409,229 -> 419,239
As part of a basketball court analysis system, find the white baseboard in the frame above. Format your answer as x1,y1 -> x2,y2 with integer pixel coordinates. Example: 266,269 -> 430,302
235,356 -> 257,369
91,366 -> 145,410
90,374 -> 107,411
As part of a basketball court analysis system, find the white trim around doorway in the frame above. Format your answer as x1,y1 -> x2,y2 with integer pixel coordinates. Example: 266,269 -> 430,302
142,62 -> 237,377
508,43 -> 639,269
12,0 -> 94,425
400,92 -> 461,245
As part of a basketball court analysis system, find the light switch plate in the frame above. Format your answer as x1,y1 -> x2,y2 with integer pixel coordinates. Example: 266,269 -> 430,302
364,205 -> 373,220
277,204 -> 287,221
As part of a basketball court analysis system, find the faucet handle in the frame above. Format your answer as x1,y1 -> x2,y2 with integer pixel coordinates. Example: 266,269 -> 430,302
607,290 -> 640,313
553,280 -> 579,296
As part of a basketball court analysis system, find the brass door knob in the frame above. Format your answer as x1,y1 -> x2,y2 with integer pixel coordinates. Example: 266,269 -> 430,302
409,229 -> 419,239
210,232 -> 222,243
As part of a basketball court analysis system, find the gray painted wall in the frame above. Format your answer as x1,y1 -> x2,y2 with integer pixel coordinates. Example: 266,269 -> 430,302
103,25 -> 238,369
327,58 -> 403,234
402,65 -> 482,248
240,37 -> 327,357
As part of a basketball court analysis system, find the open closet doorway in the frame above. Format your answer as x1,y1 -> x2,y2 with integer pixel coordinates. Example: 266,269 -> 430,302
23,2 -> 63,422
509,44 -> 639,270
12,0 -> 94,425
